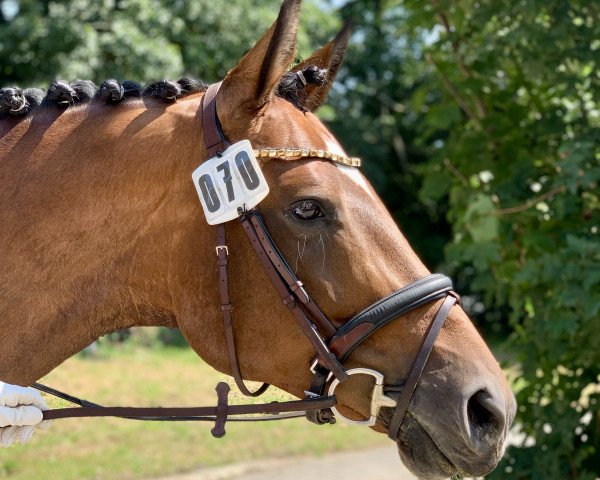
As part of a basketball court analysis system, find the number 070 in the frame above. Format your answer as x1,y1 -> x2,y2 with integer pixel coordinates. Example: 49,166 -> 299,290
197,151 -> 261,213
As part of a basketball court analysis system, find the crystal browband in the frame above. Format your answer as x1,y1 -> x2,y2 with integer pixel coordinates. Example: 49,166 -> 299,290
254,148 -> 361,167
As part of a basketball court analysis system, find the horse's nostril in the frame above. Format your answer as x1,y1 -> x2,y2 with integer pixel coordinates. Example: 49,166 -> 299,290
466,389 -> 505,448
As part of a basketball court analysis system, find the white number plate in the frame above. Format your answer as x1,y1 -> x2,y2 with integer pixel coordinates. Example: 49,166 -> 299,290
191,140 -> 270,225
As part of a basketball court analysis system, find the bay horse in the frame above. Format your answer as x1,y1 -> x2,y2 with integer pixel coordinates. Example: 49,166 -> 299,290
0,0 -> 516,477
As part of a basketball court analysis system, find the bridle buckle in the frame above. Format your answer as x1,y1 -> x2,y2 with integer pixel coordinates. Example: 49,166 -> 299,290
216,245 -> 229,256
328,368 -> 397,427
310,359 -> 333,382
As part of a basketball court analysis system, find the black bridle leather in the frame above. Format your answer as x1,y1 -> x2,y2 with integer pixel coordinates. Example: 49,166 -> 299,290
330,273 -> 454,363
36,83 -> 459,441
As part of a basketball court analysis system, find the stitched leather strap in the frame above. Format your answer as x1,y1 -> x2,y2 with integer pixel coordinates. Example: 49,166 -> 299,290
217,224 -> 269,397
41,394 -> 337,421
331,274 -> 453,361
201,82 -> 228,158
202,83 -> 344,391
247,213 -> 337,338
304,365 -> 336,425
240,212 -> 348,382
387,293 -> 458,439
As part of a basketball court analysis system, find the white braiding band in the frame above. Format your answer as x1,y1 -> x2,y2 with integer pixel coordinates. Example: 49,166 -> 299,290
296,71 -> 308,87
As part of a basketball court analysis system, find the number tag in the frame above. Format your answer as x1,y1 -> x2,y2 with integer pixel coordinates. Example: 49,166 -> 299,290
191,140 -> 269,225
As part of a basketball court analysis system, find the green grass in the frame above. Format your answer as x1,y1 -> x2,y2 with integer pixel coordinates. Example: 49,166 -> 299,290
0,341 -> 385,480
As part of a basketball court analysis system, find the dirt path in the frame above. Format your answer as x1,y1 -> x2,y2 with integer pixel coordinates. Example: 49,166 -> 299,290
154,445 -> 416,480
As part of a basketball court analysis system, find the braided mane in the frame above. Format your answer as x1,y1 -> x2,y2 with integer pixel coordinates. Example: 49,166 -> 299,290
0,65 -> 327,123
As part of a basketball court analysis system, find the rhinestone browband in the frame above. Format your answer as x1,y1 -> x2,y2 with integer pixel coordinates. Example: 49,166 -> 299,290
254,148 -> 361,167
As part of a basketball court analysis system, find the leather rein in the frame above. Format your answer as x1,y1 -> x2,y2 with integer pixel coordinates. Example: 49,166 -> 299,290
36,83 -> 459,440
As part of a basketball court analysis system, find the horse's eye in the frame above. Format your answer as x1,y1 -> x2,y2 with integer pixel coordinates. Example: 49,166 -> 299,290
291,200 -> 325,221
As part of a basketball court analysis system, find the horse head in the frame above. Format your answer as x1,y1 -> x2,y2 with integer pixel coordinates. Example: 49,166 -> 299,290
174,1 -> 517,478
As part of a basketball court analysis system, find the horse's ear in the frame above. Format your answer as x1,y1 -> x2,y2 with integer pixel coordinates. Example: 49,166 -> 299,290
218,0 -> 301,123
291,21 -> 352,112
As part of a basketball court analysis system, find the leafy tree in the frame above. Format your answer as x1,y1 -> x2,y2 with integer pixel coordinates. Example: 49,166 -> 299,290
325,0 -> 450,266
366,0 -> 598,477
0,0 -> 337,86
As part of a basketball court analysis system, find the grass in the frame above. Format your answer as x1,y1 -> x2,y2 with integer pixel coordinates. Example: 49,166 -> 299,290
0,339 -> 386,480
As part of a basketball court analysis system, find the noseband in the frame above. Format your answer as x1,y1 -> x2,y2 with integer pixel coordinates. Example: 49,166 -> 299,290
37,83 -> 459,441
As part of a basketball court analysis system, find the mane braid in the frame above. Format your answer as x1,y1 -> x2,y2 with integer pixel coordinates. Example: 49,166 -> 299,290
0,87 -> 44,118
96,80 -> 142,104
142,77 -> 208,102
42,80 -> 98,108
1,65 -> 324,122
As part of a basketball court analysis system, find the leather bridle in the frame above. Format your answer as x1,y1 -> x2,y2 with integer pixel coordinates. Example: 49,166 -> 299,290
37,83 -> 459,441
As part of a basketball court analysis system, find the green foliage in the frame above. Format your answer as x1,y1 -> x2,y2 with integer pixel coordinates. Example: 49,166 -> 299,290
0,0 -> 336,86
382,0 -> 599,477
327,0 -> 599,477
325,0 -> 451,265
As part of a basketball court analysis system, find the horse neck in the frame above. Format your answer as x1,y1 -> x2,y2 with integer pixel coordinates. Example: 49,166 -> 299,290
0,96 -> 224,385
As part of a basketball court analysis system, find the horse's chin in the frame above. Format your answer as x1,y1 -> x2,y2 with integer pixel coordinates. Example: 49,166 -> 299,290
393,414 -> 459,480
378,410 -> 503,480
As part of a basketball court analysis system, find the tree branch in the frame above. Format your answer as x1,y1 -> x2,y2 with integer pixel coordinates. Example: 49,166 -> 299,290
425,52 -> 481,128
495,186 -> 566,215
437,11 -> 487,119
437,12 -> 471,79
443,158 -> 469,186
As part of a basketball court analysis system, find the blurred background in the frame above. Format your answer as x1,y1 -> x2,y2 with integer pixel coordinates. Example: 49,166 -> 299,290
1,0 -> 599,479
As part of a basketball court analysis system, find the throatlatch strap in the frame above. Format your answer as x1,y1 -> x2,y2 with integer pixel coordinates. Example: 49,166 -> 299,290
202,83 -> 268,398
217,223 -> 269,397
387,294 -> 458,439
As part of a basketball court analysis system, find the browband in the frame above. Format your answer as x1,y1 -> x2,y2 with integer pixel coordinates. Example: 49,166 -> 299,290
202,82 -> 362,168
254,148 -> 361,168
